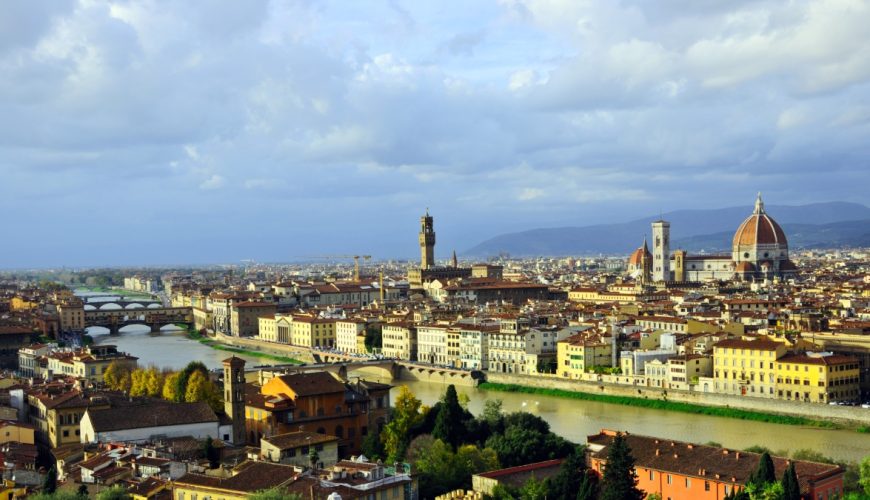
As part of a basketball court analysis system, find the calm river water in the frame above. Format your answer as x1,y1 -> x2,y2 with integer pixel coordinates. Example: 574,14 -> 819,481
86,326 -> 870,463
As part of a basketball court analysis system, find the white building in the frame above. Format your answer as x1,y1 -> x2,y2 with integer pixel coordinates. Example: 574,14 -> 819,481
80,402 -> 219,444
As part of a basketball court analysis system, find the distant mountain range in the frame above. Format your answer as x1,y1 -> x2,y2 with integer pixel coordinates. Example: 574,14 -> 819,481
463,202 -> 870,257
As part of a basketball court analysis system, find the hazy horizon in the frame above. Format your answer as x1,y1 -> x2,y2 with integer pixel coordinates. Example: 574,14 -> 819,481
2,1 -> 870,267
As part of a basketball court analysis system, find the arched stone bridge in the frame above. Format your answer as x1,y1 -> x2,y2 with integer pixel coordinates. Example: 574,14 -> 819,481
83,299 -> 163,310
84,306 -> 192,334
269,351 -> 486,386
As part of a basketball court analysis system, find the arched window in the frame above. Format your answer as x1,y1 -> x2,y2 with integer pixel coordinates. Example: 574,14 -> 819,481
335,425 -> 344,438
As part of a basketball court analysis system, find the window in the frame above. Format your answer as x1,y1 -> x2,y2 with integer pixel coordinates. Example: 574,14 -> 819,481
685,478 -> 691,488
705,482 -> 710,492
667,474 -> 672,484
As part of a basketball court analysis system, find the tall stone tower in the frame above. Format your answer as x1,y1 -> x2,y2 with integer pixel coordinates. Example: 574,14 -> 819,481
673,249 -> 686,282
419,210 -> 436,270
222,356 -> 246,445
651,220 -> 670,282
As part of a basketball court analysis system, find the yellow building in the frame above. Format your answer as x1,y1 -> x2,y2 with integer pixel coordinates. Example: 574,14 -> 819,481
10,296 -> 39,311
775,353 -> 861,403
28,390 -> 111,448
0,422 -> 35,445
0,479 -> 27,499
291,316 -> 335,348
192,306 -> 212,332
557,333 -> 613,379
713,337 -> 787,398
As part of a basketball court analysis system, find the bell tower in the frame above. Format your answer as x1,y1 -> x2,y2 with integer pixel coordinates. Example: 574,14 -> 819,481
419,210 -> 436,270
222,356 -> 246,445
651,219 -> 670,282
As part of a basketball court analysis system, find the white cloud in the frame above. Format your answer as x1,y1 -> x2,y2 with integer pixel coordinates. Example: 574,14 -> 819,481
199,174 -> 225,190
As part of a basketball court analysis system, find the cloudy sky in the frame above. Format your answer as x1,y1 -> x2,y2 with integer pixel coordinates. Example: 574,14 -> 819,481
2,0 -> 869,267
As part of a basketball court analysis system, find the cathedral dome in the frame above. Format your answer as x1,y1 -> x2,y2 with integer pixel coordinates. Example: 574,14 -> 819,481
628,242 -> 651,266
732,194 -> 787,248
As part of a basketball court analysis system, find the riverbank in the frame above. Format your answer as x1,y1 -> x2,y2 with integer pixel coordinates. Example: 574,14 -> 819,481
188,331 -> 305,365
481,382 -> 841,429
483,372 -> 870,430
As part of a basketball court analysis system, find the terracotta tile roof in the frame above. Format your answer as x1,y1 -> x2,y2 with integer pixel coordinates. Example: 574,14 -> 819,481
175,461 -> 297,493
85,401 -> 217,432
776,353 -> 857,366
713,337 -> 783,351
263,431 -> 339,450
588,431 -> 841,494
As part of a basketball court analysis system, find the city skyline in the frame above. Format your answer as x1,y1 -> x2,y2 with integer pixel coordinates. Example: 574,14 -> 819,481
2,1 -> 870,267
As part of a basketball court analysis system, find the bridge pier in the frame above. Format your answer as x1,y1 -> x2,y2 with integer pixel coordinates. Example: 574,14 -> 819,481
150,323 -> 162,333
109,324 -> 120,335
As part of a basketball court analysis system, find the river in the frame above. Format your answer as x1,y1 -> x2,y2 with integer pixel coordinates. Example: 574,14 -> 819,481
85,326 -> 870,463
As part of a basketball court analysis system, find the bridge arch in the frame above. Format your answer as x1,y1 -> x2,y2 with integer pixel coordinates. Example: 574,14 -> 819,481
99,303 -> 123,310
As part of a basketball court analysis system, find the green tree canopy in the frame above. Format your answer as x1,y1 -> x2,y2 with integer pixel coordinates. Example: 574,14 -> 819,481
599,433 -> 645,500
781,462 -> 800,500
748,452 -> 777,486
432,385 -> 466,449
248,488 -> 303,500
549,445 -> 588,499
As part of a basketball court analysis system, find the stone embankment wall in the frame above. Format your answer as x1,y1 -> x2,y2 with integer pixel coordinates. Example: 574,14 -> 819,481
485,372 -> 870,426
213,333 -> 316,363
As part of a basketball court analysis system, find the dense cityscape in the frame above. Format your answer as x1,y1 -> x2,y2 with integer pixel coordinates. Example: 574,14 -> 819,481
5,1 -> 870,499
0,198 -> 868,499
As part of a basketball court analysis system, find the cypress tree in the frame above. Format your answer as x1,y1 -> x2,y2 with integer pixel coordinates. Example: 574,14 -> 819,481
549,445 -> 587,499
42,465 -> 57,494
781,462 -> 801,500
432,385 -> 464,449
599,433 -> 645,500
576,469 -> 599,500
749,451 -> 776,486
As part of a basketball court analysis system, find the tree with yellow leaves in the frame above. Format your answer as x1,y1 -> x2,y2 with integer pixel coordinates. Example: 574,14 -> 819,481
129,369 -> 148,397
103,361 -> 132,393
144,367 -> 164,397
381,385 -> 428,462
184,370 -> 222,412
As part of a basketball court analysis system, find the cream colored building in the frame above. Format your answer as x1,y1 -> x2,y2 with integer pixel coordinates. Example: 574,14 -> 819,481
57,301 -> 85,331
382,323 -> 417,361
260,431 -> 339,467
336,319 -> 367,354
416,324 -> 450,364
230,302 -> 277,337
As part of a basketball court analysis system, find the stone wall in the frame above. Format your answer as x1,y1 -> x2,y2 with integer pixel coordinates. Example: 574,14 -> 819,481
485,372 -> 870,426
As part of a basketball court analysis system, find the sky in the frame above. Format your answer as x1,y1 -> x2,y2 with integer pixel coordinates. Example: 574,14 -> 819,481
1,0 -> 870,267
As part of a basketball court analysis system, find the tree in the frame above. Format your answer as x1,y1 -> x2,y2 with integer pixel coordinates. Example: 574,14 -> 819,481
185,370 -> 222,411
781,462 -> 800,500
42,465 -> 57,494
95,485 -> 131,500
432,385 -> 465,449
748,452 -> 777,487
382,386 -> 427,462
577,469 -> 600,500
77,484 -> 89,498
249,489 -> 303,500
860,455 -> 870,496
599,433 -> 645,500
482,399 -> 503,426
203,437 -> 220,469
361,425 -> 385,460
103,361 -> 132,392
144,366 -> 164,397
549,445 -> 588,500
413,438 -> 499,499
162,372 -> 181,401
485,422 -> 572,468
129,368 -> 148,396
309,448 -> 320,469
175,361 -> 210,402
518,476 -> 548,500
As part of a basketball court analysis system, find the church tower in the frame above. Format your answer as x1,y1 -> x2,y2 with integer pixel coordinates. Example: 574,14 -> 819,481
419,210 -> 436,270
652,219 -> 670,282
222,356 -> 246,445
673,249 -> 686,282
639,238 -> 651,286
